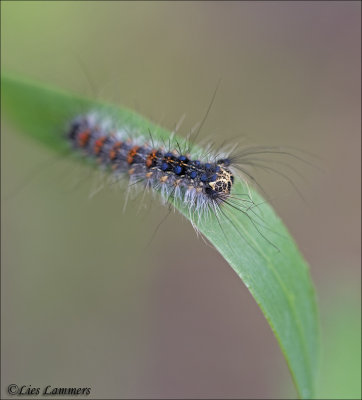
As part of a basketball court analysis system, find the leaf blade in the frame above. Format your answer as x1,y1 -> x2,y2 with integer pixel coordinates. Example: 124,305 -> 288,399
2,73 -> 320,398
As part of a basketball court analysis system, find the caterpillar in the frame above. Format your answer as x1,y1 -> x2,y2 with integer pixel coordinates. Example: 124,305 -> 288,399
66,110 -> 299,251
69,112 -> 235,208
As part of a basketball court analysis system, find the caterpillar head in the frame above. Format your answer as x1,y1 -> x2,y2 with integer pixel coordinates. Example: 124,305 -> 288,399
206,166 -> 234,201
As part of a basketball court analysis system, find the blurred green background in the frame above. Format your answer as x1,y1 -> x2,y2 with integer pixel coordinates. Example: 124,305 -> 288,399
1,1 -> 360,399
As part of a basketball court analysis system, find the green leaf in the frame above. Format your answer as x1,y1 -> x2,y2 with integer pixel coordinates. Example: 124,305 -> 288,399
2,73 -> 320,398
317,285 -> 361,399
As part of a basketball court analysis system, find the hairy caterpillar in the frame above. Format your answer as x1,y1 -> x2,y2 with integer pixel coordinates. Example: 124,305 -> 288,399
69,112 -> 234,205
66,110 -> 296,250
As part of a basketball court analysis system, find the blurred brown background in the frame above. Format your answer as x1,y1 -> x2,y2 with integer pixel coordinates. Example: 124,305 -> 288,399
1,2 -> 360,399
